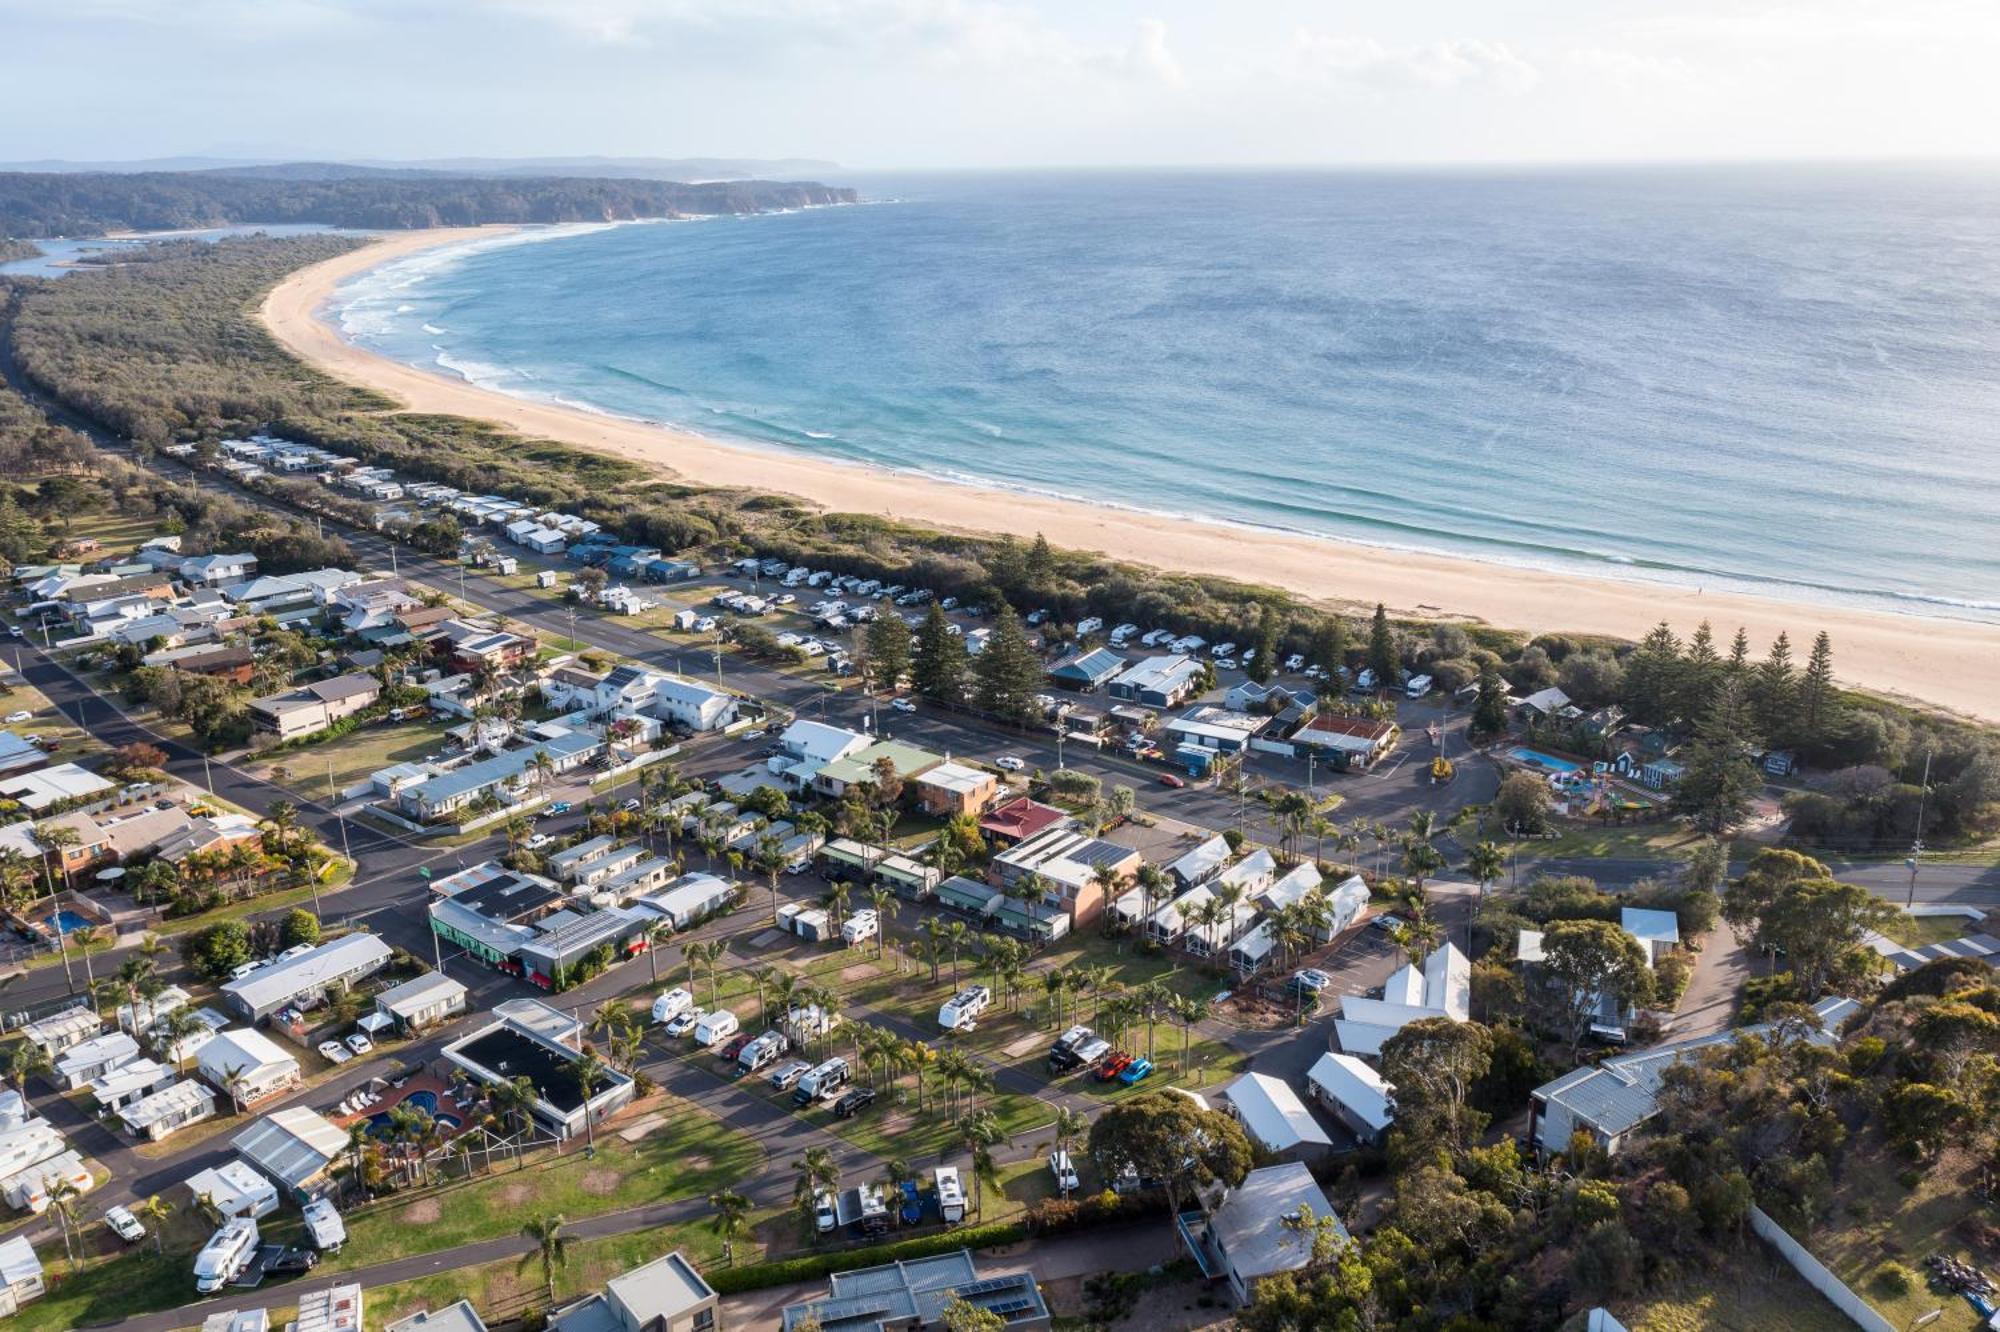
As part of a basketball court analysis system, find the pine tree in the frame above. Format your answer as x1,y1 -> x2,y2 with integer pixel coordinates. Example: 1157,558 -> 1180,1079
1673,677 -> 1764,833
1470,662 -> 1510,738
1024,533 -> 1055,590
1622,621 -> 1683,724
972,605 -> 1043,724
1727,627 -> 1750,677
1247,605 -> 1279,684
863,614 -> 910,693
912,603 -> 967,706
1366,604 -> 1398,692
1752,632 -> 1798,745
1308,616 -> 1347,683
1797,631 -> 1837,749
1679,620 -> 1720,719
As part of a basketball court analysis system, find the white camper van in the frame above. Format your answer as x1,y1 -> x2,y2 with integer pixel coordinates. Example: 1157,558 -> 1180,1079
938,985 -> 992,1032
737,1031 -> 789,1074
693,1009 -> 739,1047
193,1216 -> 259,1293
794,1057 -> 850,1106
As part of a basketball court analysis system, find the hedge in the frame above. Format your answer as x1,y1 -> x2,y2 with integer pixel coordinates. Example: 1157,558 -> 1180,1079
706,1220 -> 1028,1294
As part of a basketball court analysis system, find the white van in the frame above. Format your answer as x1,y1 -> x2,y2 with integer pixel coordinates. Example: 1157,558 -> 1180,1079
841,910 -> 879,947
1405,674 -> 1433,699
1048,1150 -> 1079,1194
302,1196 -> 346,1252
651,988 -> 695,1024
693,1009 -> 739,1047
193,1216 -> 259,1293
814,1189 -> 837,1233
794,1057 -> 850,1105
938,985 -> 992,1032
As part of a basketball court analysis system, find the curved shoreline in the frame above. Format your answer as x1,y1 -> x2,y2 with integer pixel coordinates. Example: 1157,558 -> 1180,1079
260,227 -> 2000,722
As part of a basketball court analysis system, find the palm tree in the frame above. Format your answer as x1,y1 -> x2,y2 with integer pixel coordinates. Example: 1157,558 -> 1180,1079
574,1053 -> 606,1156
867,886 -> 895,959
1167,993 -> 1204,1076
1401,840 -> 1445,903
957,1110 -> 1003,1214
46,1176 -> 81,1270
709,1188 -> 751,1263
1466,840 -> 1506,913
640,919 -> 673,985
218,1065 -> 250,1115
158,1007 -> 206,1075
794,1146 -> 838,1238
263,800 -> 302,859
881,1157 -> 919,1224
29,822 -> 81,988
902,1038 -> 937,1114
1051,1105 -> 1088,1160
942,920 -> 971,985
137,1193 -> 175,1255
5,1041 -> 48,1097
684,939 -> 729,1009
1041,969 -> 1070,1030
518,1215 -> 569,1304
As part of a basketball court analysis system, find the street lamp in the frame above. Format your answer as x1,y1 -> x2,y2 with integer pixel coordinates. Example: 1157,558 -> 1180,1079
1906,749 -> 1933,908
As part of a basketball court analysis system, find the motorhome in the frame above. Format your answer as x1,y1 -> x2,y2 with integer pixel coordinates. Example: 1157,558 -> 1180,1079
193,1216 -> 259,1293
841,910 -> 879,947
692,1010 -> 739,1047
302,1197 -> 346,1252
737,1031 -> 789,1074
854,1183 -> 890,1234
938,985 -> 992,1032
934,1165 -> 966,1223
1047,1026 -> 1096,1072
1406,674 -> 1433,698
794,1058 -> 850,1105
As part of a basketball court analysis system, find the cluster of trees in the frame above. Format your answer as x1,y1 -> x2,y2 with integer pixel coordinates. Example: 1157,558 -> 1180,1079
0,169 -> 856,238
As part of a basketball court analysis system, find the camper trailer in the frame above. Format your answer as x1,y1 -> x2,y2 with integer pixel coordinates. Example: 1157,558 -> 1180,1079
692,1010 -> 739,1047
737,1031 -> 788,1075
840,910 -> 879,947
934,1165 -> 966,1223
790,908 -> 833,944
302,1197 -> 346,1252
193,1216 -> 259,1293
794,1058 -> 850,1106
650,989 -> 695,1025
938,985 -> 992,1032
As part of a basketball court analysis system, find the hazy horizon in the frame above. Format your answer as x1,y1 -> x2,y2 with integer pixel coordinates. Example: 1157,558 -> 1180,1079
13,1 -> 2000,170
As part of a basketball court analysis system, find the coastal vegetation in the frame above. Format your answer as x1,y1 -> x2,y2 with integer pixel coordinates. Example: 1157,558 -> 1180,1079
0,168 -> 856,237
2,234 -> 1996,856
0,239 -> 39,264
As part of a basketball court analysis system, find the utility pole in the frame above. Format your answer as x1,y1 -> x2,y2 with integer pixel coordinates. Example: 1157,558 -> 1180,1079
1906,748 -> 1933,908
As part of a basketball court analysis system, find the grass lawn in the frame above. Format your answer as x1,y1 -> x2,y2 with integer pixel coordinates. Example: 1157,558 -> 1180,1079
1532,823 -> 1703,862
0,676 -> 98,765
1876,912 -> 1977,949
292,1090 -> 762,1273
1614,1241 -> 1859,1332
1807,1143 -> 1991,1332
6,1195 -> 228,1332
45,506 -> 165,560
245,717 -> 457,799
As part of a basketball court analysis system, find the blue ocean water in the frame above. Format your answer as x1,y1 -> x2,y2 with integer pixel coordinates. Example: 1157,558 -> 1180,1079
335,167 -> 2000,620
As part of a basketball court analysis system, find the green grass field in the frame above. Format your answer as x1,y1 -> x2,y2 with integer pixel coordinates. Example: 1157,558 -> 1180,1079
245,717 -> 457,799
1806,1144 -> 1990,1332
1876,912 -> 1977,949
1615,1242 -> 1859,1332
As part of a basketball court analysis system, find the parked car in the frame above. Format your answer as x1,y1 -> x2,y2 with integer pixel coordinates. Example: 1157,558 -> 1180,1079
1118,1057 -> 1155,1086
317,1041 -> 352,1065
768,1059 -> 812,1091
1290,968 -> 1334,994
1048,1151 -> 1080,1194
1096,1051 -> 1133,1082
717,1033 -> 752,1062
995,756 -> 1025,772
2,711 -> 29,724
263,1247 -> 320,1276
833,1087 -> 878,1119
890,698 -> 916,713
664,1010 -> 701,1038
525,833 -> 553,851
620,798 -> 642,813
548,801 -> 573,815
104,1205 -> 146,1244
344,1033 -> 373,1057
1158,773 -> 1186,789
814,1190 -> 837,1233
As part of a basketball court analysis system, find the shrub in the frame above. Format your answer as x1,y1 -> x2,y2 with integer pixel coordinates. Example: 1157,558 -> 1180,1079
705,1220 -> 1028,1294
1872,1262 -> 1918,1297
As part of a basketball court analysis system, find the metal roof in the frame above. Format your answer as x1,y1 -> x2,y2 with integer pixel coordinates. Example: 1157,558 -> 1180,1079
233,1106 -> 347,1188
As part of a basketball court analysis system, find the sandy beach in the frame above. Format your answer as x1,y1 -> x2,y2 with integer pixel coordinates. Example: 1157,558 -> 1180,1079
260,228 -> 2000,722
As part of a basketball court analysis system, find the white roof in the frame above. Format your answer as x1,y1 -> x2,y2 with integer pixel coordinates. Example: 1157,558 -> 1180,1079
233,1106 -> 347,1188
220,933 -> 391,1011
1207,1162 -> 1341,1284
1165,834 -> 1231,885
1307,1052 -> 1394,1133
375,970 -> 469,1018
0,1234 -> 40,1286
197,1028 -> 297,1077
1223,1072 -> 1332,1152
186,1158 -> 275,1209
779,719 -> 869,764
1620,907 -> 1681,946
1335,942 -> 1470,1056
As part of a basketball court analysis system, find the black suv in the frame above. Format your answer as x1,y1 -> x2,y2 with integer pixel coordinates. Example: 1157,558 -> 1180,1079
833,1087 -> 877,1119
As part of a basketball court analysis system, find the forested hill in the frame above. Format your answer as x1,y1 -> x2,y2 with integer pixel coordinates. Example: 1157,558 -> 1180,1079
0,169 -> 858,237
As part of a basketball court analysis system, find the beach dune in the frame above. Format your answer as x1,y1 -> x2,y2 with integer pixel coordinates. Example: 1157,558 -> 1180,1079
260,228 -> 2000,723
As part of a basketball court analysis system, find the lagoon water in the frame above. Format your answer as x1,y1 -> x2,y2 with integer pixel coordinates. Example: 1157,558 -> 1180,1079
335,166 -> 2000,620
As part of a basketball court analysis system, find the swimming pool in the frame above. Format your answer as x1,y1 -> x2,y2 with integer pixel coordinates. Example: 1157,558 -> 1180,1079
43,910 -> 91,935
1506,747 -> 1581,775
364,1088 -> 462,1136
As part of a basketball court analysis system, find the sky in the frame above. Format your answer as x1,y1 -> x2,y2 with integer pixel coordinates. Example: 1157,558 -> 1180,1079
8,0 -> 2000,170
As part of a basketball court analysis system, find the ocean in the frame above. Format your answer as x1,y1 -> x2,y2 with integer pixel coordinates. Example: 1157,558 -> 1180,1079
333,166 -> 2000,621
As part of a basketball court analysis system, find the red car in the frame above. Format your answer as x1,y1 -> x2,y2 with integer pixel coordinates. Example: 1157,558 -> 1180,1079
1096,1051 -> 1133,1082
717,1033 -> 752,1061
1158,773 -> 1186,789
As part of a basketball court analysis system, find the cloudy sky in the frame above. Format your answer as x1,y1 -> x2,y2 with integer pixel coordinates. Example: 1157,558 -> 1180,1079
9,0 -> 2000,168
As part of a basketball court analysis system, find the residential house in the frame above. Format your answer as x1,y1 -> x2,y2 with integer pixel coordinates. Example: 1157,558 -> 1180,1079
0,763 -> 115,812
1048,647 -> 1126,691
1163,706 -> 1268,755
1306,1052 -> 1393,1146
53,1031 -> 141,1090
0,732 -> 47,779
1528,996 -> 1857,1157
1290,715 -> 1398,769
1219,1072 -> 1334,1162
373,971 -> 469,1034
1176,1162 -> 1343,1306
1105,654 -> 1204,708
386,1303 -> 488,1332
148,643 -> 256,685
990,825 -> 1138,927
550,1250 -> 720,1332
1226,680 -> 1318,726
441,621 -> 537,675
196,1029 -> 303,1108
248,673 -> 381,740
218,933 -> 392,1022
118,1079 -> 218,1142
1165,834 -> 1232,889
811,740 -> 944,800
781,1249 -> 1047,1332
18,1006 -> 101,1058
179,553 -> 258,586
979,796 -> 1068,847
766,720 -> 870,790
1333,943 -> 1471,1057
912,761 -> 999,818
395,728 -> 602,822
